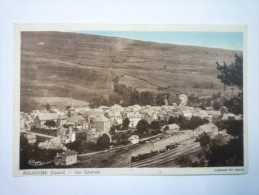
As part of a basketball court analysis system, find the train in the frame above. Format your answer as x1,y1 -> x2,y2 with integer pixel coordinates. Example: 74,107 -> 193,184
131,150 -> 159,162
131,143 -> 179,163
166,143 -> 177,150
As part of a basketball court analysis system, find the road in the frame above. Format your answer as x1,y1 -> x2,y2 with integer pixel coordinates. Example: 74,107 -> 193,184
21,131 -> 55,139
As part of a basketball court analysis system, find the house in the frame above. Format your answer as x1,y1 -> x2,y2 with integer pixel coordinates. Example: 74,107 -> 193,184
123,111 -> 142,128
222,113 -> 236,121
198,110 -> 209,119
34,114 -> 67,129
20,117 -> 32,131
179,94 -> 188,106
24,133 -> 37,144
85,110 -> 103,123
99,106 -> 110,113
85,113 -> 111,134
86,128 -> 111,143
132,105 -> 142,112
183,112 -> 192,119
67,114 -> 88,130
68,107 -> 76,117
194,123 -> 218,137
207,110 -> 222,120
49,108 -> 59,113
142,112 -> 158,124
110,104 -> 123,112
54,150 -> 78,166
86,128 -> 101,143
105,111 -> 123,126
128,135 -> 139,144
157,112 -> 166,121
57,126 -> 76,144
92,115 -> 111,134
56,115 -> 68,127
38,138 -> 67,150
162,124 -> 180,134
163,110 -> 175,121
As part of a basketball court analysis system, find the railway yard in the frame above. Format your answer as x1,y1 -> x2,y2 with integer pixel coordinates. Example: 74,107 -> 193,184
75,137 -> 201,168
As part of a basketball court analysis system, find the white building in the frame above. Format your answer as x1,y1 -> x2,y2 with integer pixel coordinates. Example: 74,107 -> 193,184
54,150 -> 78,166
123,111 -> 142,128
162,124 -> 180,134
194,123 -> 218,137
128,135 -> 139,144
57,127 -> 76,144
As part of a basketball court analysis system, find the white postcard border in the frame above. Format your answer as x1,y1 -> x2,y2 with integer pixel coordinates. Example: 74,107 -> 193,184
13,23 -> 248,176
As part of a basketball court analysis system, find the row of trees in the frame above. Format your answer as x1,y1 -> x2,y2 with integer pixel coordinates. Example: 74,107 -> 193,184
167,115 -> 208,130
90,84 -> 175,108
188,93 -> 225,111
66,132 -> 111,153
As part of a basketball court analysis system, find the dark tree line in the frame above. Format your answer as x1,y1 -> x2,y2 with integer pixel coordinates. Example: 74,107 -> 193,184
20,135 -> 59,169
217,54 -> 243,115
168,115 -> 208,130
90,84 -> 173,108
66,132 -> 111,153
204,54 -> 244,167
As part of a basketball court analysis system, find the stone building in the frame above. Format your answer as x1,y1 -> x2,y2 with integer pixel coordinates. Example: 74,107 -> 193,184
54,150 -> 78,166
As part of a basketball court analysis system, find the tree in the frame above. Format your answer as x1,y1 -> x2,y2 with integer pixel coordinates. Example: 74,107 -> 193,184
213,101 -> 221,110
224,93 -> 243,115
168,115 -> 177,124
122,118 -> 130,129
136,120 -> 149,134
90,96 -> 108,108
108,92 -> 123,106
97,134 -> 110,150
156,93 -> 165,106
150,121 -> 161,130
129,89 -> 140,105
175,155 -> 192,167
203,54 -> 244,167
223,120 -> 243,138
140,91 -> 154,106
205,137 -> 243,167
20,135 -> 58,169
197,132 -> 211,147
45,103 -> 51,111
44,120 -> 56,129
110,125 -> 116,134
216,53 -> 243,116
216,54 -> 243,89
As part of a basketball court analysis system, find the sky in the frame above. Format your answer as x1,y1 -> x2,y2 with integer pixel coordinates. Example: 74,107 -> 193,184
74,31 -> 243,51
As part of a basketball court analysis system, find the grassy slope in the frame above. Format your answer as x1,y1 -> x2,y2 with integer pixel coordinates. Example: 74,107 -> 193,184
21,31 -> 242,112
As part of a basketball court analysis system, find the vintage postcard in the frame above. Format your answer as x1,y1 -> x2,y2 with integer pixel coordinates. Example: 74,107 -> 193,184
13,24 -> 247,176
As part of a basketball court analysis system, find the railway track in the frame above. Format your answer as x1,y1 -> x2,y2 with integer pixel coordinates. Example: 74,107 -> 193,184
131,142 -> 201,168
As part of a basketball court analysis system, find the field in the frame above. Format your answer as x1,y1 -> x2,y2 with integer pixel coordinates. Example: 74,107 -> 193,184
21,31 -> 242,112
21,97 -> 89,112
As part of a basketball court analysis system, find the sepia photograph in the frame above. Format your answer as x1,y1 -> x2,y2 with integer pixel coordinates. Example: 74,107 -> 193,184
13,24 -> 247,176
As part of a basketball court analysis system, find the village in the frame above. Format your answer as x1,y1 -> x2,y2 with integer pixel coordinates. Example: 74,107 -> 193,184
20,93 -> 241,168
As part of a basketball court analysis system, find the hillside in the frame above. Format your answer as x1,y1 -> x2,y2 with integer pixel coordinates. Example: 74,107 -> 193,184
21,31 -> 242,112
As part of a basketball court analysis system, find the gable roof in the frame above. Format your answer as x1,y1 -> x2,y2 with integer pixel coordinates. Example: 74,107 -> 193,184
93,115 -> 109,122
62,150 -> 78,156
128,135 -> 139,140
162,124 -> 180,130
195,123 -> 218,133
